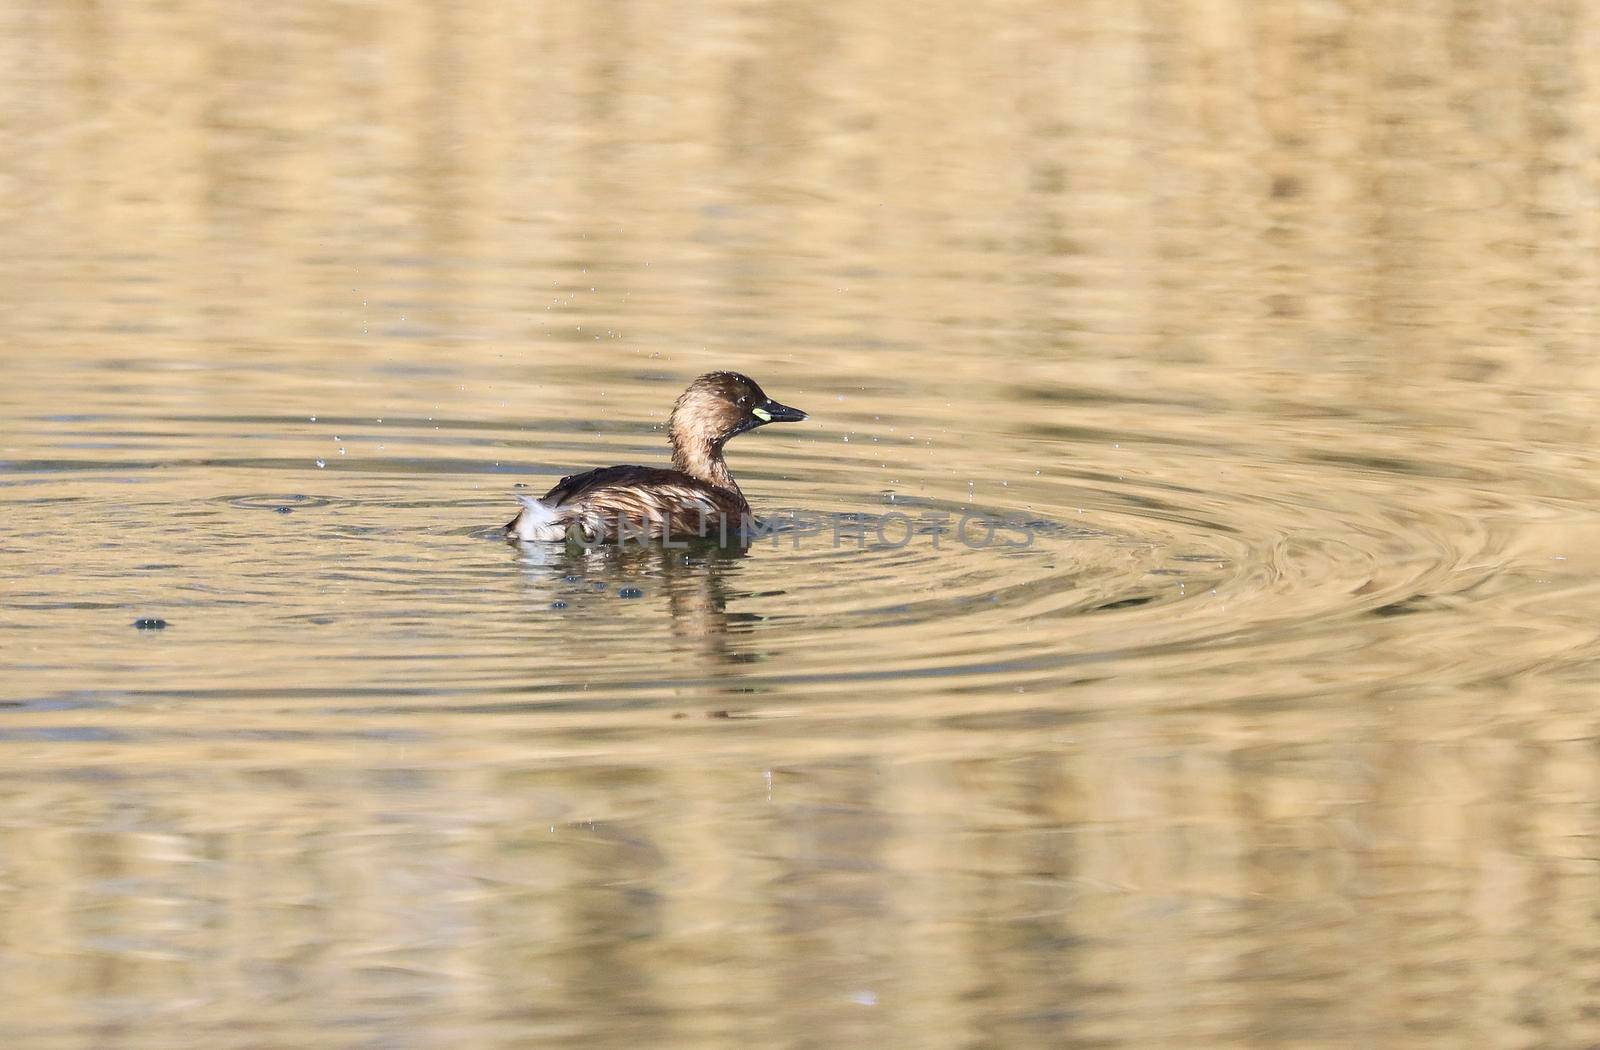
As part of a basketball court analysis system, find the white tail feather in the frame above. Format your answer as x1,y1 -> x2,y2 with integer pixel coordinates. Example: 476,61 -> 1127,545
508,495 -> 567,542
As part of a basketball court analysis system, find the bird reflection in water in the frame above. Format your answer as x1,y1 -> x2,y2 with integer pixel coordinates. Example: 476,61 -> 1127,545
511,538 -> 763,680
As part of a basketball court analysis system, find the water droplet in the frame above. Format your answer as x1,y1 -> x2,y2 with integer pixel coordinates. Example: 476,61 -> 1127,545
132,618 -> 169,630
618,587 -> 644,599
315,459 -> 326,469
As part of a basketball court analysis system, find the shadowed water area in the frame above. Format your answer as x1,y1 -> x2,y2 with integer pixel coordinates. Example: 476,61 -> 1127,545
4,1 -> 1600,1046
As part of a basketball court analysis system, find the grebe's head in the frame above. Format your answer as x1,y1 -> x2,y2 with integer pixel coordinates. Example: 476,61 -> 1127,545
669,372 -> 807,453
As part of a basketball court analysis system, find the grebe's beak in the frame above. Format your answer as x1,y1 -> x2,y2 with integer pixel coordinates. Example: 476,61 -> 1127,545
752,399 -> 807,425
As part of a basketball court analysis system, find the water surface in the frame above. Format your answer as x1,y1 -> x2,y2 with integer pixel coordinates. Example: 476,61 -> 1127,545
4,1 -> 1600,1046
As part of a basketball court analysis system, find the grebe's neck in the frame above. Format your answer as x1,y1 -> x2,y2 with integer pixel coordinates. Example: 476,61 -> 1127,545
671,430 -> 741,497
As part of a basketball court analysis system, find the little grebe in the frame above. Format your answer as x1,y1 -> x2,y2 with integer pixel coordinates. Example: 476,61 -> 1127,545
506,372 -> 807,543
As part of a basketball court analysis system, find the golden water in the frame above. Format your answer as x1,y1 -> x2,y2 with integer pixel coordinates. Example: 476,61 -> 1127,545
4,1 -> 1600,1045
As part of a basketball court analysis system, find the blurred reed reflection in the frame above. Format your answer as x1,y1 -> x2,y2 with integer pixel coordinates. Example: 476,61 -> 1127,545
3,729 -> 1600,1047
3,0 -> 1600,1045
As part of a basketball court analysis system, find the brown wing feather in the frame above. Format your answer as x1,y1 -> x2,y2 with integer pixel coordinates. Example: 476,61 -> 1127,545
544,466 -> 748,540
543,466 -> 690,506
